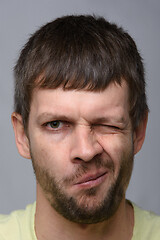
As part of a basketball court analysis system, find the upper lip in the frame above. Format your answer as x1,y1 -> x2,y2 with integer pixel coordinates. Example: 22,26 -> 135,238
74,170 -> 108,185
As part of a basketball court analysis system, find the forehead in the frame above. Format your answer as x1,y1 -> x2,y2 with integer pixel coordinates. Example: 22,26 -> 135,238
29,80 -> 130,122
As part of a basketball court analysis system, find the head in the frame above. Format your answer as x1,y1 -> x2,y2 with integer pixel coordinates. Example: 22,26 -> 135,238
12,15 -> 148,224
14,14 -> 148,131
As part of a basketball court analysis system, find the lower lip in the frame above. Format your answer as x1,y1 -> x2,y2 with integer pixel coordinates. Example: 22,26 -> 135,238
74,172 -> 108,189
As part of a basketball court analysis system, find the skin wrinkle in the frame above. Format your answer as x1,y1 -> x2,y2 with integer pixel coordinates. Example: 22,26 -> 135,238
11,76 -> 146,240
61,157 -> 114,186
11,15 -> 149,240
30,141 -> 134,224
22,81 -> 135,227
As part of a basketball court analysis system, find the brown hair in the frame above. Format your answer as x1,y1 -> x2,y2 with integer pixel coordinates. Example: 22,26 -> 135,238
14,15 -> 148,130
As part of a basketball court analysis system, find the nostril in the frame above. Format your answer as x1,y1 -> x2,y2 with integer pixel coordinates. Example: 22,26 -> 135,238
74,157 -> 90,164
73,153 -> 103,165
74,157 -> 82,163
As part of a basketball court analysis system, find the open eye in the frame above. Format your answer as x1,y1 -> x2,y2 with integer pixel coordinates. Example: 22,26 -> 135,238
46,121 -> 63,129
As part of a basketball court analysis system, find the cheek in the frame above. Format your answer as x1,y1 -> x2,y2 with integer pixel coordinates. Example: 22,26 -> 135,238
29,135 -> 72,178
99,134 -> 133,163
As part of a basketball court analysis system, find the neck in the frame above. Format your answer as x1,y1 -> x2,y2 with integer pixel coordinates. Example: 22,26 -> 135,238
35,186 -> 134,240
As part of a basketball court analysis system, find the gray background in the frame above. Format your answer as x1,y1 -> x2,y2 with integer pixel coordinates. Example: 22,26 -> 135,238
0,0 -> 160,215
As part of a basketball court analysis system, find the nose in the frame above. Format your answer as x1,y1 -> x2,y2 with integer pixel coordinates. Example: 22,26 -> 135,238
70,126 -> 103,163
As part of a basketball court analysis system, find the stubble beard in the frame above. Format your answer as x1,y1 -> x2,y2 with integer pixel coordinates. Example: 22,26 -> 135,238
31,148 -> 134,224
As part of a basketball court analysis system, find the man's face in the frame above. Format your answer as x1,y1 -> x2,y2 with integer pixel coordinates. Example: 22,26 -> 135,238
27,81 -> 135,223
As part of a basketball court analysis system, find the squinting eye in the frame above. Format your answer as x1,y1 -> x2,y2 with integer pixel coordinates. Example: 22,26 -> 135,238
47,121 -> 62,129
93,124 -> 121,134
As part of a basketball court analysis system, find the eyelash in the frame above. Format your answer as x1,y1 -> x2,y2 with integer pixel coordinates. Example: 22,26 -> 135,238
44,120 -> 65,130
107,125 -> 120,130
43,121 -> 121,134
93,124 -> 122,134
94,124 -> 120,129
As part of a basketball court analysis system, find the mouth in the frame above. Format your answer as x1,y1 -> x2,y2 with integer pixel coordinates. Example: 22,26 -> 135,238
73,171 -> 108,189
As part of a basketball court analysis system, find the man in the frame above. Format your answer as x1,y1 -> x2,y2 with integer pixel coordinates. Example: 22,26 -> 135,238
0,15 -> 159,240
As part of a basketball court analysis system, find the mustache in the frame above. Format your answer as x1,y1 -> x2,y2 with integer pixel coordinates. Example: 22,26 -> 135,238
62,156 -> 114,185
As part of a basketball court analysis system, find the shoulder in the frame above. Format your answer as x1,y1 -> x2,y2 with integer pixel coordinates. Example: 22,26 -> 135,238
132,202 -> 160,240
0,202 -> 36,240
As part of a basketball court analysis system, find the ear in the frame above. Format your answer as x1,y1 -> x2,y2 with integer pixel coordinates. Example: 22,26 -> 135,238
11,112 -> 31,159
133,112 -> 148,155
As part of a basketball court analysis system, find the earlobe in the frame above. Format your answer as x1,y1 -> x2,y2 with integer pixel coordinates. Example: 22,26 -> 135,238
133,112 -> 148,155
11,112 -> 31,159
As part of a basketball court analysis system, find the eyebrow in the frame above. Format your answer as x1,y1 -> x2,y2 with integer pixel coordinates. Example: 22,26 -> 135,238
36,112 -> 75,124
36,112 -> 127,125
90,116 -> 128,126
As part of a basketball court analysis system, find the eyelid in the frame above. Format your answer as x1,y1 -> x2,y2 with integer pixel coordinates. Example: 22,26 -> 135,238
93,124 -> 123,134
43,120 -> 71,131
93,123 -> 120,129
43,120 -> 63,130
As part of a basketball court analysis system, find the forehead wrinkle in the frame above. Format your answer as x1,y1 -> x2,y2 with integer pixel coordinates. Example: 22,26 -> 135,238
34,101 -> 129,127
30,80 -> 130,125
